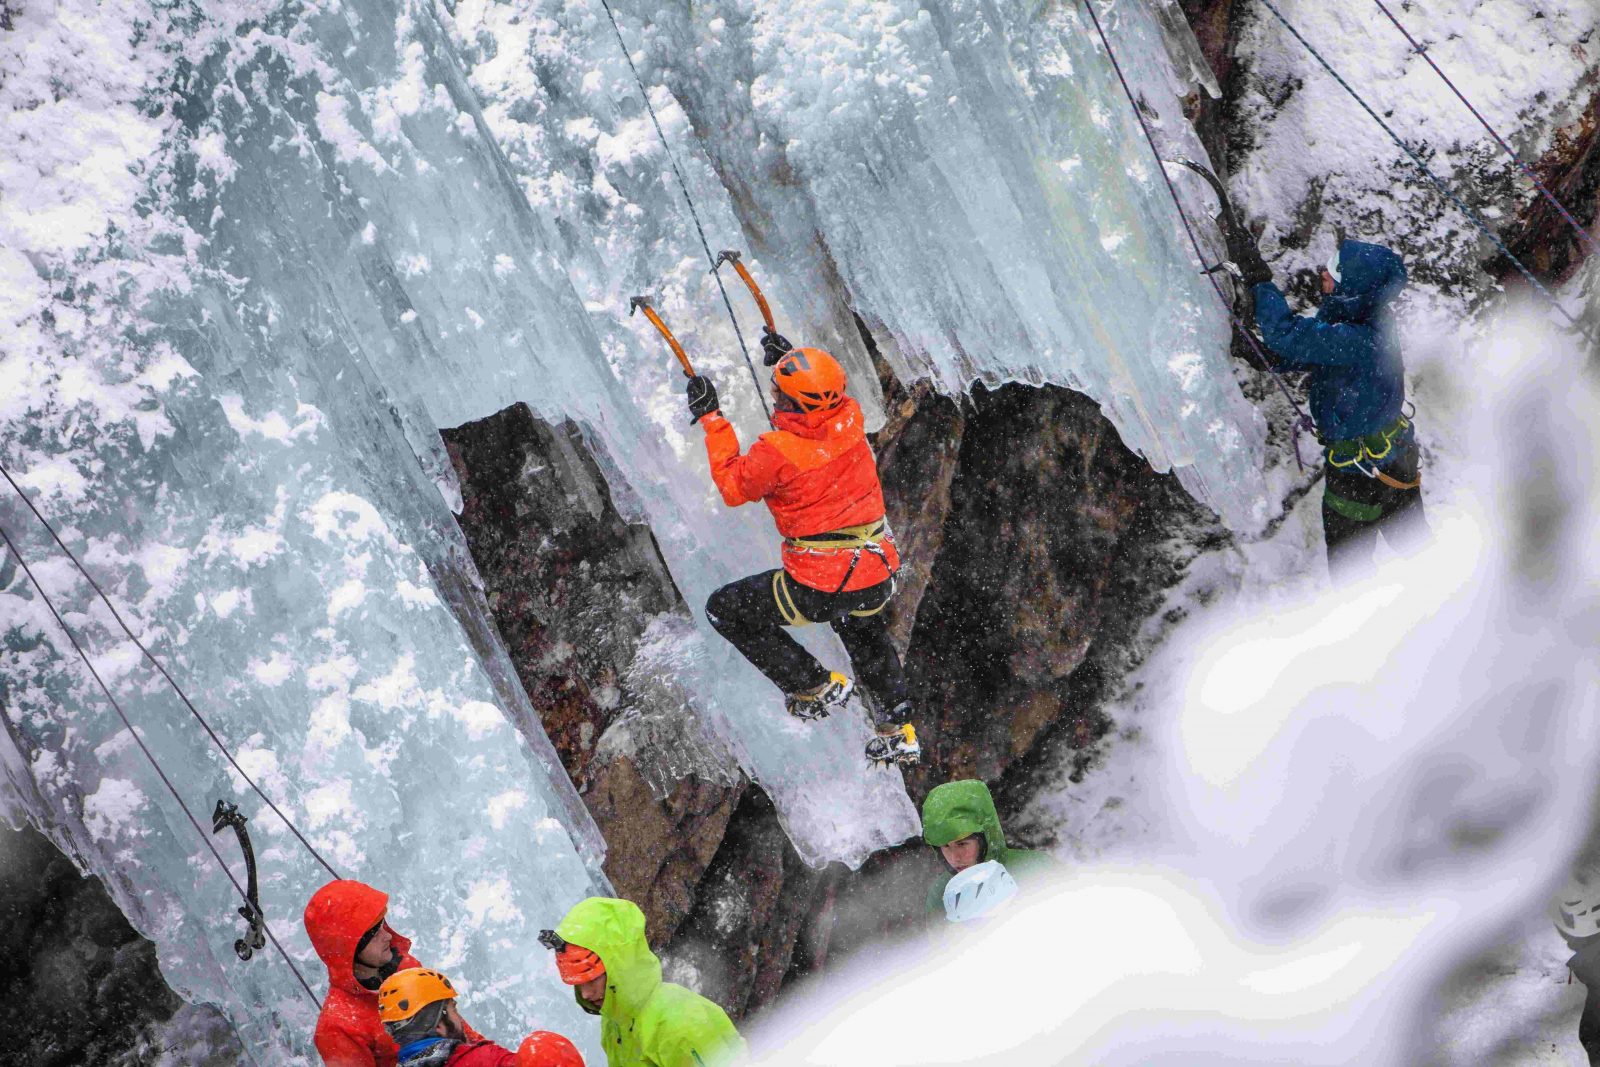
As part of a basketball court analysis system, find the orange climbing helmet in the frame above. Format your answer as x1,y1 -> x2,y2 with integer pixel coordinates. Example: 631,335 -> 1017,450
555,943 -> 606,985
518,1031 -> 586,1067
377,967 -> 457,1024
772,348 -> 847,412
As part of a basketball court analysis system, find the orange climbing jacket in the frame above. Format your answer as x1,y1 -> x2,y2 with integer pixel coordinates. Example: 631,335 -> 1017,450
700,396 -> 899,594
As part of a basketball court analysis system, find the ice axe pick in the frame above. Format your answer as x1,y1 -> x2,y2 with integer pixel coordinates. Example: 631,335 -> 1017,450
630,296 -> 695,378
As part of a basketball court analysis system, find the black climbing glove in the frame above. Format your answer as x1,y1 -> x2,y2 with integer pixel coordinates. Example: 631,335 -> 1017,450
1225,222 -> 1273,287
686,374 -> 720,423
761,327 -> 794,367
1234,242 -> 1273,288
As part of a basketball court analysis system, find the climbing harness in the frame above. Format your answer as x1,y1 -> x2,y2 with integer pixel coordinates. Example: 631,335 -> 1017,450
595,0 -> 771,422
713,249 -> 783,346
629,296 -> 696,378
1324,410 -> 1420,490
0,516 -> 322,1007
0,460 -> 342,883
212,800 -> 268,962
1255,0 -> 1589,338
787,518 -> 898,597
1370,0 -> 1598,261
1079,0 -> 1317,470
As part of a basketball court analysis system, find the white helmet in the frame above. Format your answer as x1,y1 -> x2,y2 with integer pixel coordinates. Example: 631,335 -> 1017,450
1555,862 -> 1600,939
943,860 -> 1020,923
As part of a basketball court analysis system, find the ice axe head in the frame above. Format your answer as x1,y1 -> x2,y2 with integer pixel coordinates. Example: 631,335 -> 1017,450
713,249 -> 741,273
629,295 -> 649,316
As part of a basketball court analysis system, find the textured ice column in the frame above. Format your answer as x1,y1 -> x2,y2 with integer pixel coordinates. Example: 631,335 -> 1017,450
0,4 -> 609,1061
611,0 -> 1269,529
268,0 -> 925,866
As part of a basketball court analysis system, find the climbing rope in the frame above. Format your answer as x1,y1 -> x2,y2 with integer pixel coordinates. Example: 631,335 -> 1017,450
0,516 -> 322,1008
0,460 -> 343,882
1370,0 -> 1598,261
594,0 -> 773,423
1255,0 -> 1586,333
1079,0 -> 1317,466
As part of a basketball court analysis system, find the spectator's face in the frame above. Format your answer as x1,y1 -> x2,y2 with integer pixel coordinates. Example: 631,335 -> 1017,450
578,971 -> 608,1007
1320,268 -> 1337,295
356,921 -> 393,967
939,834 -> 983,873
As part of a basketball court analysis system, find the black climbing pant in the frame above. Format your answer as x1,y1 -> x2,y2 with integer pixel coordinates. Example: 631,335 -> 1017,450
705,570 -> 908,719
1321,436 -> 1430,582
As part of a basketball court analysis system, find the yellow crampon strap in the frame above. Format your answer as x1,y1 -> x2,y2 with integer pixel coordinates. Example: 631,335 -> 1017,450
1325,414 -> 1411,470
773,571 -> 811,627
783,518 -> 889,553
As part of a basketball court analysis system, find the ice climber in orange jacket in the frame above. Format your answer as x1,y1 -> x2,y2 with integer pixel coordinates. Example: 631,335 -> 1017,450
686,330 -> 919,765
305,879 -> 481,1066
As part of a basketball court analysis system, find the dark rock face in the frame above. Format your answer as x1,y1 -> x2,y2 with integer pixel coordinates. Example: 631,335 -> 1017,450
0,820 -> 240,1066
1497,85 -> 1599,285
657,788 -> 837,1018
443,405 -> 745,951
442,406 -> 683,786
896,382 -> 1200,791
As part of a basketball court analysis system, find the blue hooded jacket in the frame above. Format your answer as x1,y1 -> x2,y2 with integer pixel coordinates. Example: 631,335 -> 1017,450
1253,240 -> 1409,444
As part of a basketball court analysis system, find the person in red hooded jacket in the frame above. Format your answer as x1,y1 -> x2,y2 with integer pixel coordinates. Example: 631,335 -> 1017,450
304,879 -> 481,1067
686,330 -> 919,765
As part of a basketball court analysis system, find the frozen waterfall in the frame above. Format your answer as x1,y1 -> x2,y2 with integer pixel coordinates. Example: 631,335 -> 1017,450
0,0 -> 1266,1060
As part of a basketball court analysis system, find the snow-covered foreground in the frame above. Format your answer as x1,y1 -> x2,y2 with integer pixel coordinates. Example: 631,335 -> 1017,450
748,306 -> 1600,1063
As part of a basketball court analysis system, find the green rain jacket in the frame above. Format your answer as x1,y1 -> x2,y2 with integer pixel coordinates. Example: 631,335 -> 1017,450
921,779 -> 1059,915
556,897 -> 746,1067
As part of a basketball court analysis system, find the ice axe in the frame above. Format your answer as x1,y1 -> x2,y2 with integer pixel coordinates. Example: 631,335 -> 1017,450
630,296 -> 695,378
1165,157 -> 1269,280
712,250 -> 777,336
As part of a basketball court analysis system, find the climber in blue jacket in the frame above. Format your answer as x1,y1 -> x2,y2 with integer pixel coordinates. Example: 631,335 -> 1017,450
1241,237 -> 1431,578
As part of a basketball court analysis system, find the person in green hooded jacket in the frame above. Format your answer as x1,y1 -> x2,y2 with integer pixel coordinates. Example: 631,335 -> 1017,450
543,897 -> 745,1067
921,779 -> 1060,916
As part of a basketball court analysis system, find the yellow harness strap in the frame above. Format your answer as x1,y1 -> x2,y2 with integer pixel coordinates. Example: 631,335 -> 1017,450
783,518 -> 888,553
1326,414 -> 1411,470
772,571 -> 811,627
772,571 -> 895,625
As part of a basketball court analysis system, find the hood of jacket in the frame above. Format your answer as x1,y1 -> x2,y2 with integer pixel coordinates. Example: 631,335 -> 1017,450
921,780 -> 1009,863
1320,240 -> 1407,326
556,897 -> 662,1021
770,397 -> 860,442
304,879 -> 413,999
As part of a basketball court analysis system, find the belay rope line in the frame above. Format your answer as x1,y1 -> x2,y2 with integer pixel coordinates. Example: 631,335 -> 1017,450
1255,0 -> 1589,336
594,0 -> 773,424
1369,0 -> 1598,260
0,461 -> 342,882
0,515 -> 323,1007
1078,0 -> 1317,469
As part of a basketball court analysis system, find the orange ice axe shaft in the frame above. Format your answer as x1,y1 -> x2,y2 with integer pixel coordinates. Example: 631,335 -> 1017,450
629,296 -> 694,378
713,250 -> 776,335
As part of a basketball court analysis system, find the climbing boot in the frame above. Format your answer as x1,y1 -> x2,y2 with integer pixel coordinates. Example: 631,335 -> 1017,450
785,672 -> 854,721
865,722 -> 921,766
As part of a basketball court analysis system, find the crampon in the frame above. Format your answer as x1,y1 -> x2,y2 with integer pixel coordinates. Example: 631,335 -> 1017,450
785,672 -> 854,721
865,723 -> 921,766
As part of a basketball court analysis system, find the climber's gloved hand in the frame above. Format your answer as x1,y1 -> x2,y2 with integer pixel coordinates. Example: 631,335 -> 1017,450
1234,242 -> 1274,288
761,327 -> 794,367
686,374 -> 720,423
